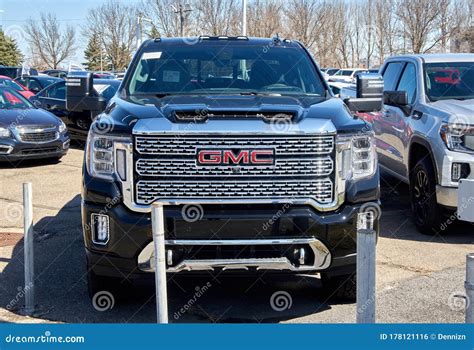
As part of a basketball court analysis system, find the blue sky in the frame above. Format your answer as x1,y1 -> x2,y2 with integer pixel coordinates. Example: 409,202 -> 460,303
0,0 -> 133,66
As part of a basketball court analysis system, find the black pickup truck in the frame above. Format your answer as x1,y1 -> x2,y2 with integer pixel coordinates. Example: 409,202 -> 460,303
75,36 -> 383,301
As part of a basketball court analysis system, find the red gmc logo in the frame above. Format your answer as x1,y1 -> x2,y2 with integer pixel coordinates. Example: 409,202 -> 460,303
197,149 -> 274,166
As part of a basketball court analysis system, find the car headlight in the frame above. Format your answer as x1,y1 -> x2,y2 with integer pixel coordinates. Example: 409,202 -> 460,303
338,132 -> 377,180
0,127 -> 11,138
86,129 -> 131,181
440,123 -> 474,154
58,121 -> 67,134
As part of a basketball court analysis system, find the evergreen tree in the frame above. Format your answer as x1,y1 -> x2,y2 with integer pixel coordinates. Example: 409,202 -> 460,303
148,25 -> 160,39
83,33 -> 104,71
0,29 -> 23,66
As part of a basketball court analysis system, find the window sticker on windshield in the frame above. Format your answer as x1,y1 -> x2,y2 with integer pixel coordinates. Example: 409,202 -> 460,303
142,52 -> 162,60
163,70 -> 180,83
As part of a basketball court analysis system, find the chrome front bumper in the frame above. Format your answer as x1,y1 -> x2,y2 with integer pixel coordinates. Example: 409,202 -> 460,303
137,238 -> 332,273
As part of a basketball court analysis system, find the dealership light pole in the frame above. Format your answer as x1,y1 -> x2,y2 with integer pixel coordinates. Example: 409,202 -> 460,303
242,0 -> 247,36
136,16 -> 153,51
172,4 -> 192,37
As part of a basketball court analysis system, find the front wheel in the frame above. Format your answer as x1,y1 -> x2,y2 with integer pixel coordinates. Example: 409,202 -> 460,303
409,157 -> 444,235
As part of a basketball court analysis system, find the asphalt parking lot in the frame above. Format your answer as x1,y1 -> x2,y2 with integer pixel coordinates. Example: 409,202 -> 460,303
0,148 -> 473,323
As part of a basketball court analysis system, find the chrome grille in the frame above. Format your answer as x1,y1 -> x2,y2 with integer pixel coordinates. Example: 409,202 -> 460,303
136,157 -> 333,177
133,134 -> 335,206
19,130 -> 58,143
136,179 -> 333,205
135,135 -> 334,155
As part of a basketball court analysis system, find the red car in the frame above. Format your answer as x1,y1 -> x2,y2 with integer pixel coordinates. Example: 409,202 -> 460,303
0,75 -> 35,99
433,69 -> 461,85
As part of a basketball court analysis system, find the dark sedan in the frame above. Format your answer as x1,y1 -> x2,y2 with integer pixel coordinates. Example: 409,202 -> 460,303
36,79 -> 120,140
0,87 -> 69,162
15,76 -> 62,94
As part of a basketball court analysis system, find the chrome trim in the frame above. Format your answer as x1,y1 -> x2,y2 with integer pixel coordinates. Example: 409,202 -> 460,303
118,134 -> 348,212
137,238 -> 332,272
12,126 -> 59,144
0,145 -> 13,154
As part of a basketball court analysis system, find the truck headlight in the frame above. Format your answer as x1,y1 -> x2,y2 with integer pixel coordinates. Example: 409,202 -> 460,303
86,130 -> 131,181
0,127 -> 11,138
339,132 -> 377,180
440,123 -> 474,154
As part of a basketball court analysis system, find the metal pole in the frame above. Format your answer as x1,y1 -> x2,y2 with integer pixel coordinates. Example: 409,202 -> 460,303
242,0 -> 247,36
151,202 -> 168,323
356,227 -> 376,323
23,183 -> 34,315
466,253 -> 474,323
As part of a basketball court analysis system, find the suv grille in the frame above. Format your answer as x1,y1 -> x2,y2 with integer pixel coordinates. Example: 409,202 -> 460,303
19,130 -> 58,143
134,134 -> 335,206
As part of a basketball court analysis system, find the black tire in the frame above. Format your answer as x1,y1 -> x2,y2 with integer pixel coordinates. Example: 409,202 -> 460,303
87,267 -> 132,301
321,273 -> 356,302
409,157 -> 444,235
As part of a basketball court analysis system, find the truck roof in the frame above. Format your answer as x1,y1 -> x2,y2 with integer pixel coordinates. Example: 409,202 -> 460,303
387,53 -> 474,63
142,36 -> 300,48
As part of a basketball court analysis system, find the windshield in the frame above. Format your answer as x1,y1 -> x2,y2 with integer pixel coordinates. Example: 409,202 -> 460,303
336,70 -> 354,76
424,62 -> 474,101
0,88 -> 33,109
0,78 -> 24,92
127,43 -> 326,97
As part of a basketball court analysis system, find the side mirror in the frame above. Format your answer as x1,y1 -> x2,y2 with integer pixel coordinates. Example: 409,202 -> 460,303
383,91 -> 408,106
66,71 -> 105,115
343,73 -> 383,113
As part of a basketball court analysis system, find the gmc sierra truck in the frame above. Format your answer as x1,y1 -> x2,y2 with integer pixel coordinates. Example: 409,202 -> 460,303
369,54 -> 474,234
76,36 -> 383,301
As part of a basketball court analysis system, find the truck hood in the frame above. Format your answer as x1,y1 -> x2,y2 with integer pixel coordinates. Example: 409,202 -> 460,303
102,94 -> 367,134
430,99 -> 474,123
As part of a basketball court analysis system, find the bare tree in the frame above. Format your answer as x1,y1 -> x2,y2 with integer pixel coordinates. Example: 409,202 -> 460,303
247,0 -> 283,37
142,0 -> 193,37
195,0 -> 240,36
25,13 -> 76,69
284,0 -> 328,51
85,0 -> 137,70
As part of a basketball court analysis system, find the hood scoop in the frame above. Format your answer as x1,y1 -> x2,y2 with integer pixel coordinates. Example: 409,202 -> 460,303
173,110 -> 295,123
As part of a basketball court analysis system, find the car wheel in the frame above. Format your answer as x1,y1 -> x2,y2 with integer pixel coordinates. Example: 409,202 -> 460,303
321,272 -> 356,302
409,157 -> 444,235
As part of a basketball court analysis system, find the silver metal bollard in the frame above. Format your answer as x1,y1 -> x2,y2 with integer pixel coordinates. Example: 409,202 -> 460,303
151,202 -> 168,323
356,227 -> 376,323
23,182 -> 35,315
466,253 -> 474,323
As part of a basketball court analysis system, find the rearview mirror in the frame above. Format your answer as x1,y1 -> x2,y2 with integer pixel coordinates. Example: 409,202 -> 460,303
383,91 -> 408,107
343,73 -> 384,113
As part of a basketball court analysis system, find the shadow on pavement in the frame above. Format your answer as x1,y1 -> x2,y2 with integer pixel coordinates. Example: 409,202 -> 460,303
0,195 -> 338,323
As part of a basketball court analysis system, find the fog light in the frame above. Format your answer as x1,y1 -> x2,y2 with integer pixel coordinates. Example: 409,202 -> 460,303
452,162 -> 470,182
91,214 -> 109,245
